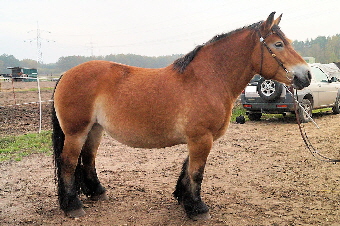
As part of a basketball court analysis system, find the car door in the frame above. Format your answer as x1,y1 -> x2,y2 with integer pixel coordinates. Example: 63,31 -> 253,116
310,67 -> 338,107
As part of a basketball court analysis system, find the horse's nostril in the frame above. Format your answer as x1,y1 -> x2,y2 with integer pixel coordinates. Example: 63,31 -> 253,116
307,70 -> 312,81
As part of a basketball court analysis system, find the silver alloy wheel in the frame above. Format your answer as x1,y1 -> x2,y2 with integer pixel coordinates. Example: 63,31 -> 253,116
260,80 -> 276,97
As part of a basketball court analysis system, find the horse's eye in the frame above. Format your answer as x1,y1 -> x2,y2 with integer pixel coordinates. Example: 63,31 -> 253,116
275,42 -> 284,48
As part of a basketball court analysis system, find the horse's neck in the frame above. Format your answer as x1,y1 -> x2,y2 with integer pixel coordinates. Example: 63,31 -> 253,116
191,30 -> 257,100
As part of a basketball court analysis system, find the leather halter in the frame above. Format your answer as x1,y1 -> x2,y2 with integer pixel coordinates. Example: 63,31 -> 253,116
258,27 -> 294,81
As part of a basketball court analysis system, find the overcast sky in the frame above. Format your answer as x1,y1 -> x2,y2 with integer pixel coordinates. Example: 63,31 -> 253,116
1,0 -> 339,63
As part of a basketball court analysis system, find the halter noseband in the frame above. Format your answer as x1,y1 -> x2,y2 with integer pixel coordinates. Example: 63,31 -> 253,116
258,27 -> 294,81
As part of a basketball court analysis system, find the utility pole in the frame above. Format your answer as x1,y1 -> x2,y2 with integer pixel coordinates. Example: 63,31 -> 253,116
35,21 -> 43,65
87,38 -> 95,57
24,22 -> 54,133
25,21 -> 54,67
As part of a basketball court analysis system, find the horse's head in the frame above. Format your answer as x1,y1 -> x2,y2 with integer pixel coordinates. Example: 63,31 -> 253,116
252,12 -> 311,90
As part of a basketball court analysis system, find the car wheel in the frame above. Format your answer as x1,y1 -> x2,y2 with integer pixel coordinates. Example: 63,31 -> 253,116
248,112 -> 262,121
332,95 -> 340,114
298,99 -> 312,123
257,78 -> 283,101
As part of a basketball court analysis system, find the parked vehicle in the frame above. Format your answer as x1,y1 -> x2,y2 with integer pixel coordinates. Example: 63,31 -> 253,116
241,64 -> 340,122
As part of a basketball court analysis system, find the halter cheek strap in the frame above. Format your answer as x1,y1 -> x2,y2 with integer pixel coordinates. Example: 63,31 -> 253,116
258,29 -> 294,81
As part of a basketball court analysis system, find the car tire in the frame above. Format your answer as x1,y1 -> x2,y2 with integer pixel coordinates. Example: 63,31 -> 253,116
298,99 -> 312,123
332,95 -> 340,114
248,112 -> 262,121
257,78 -> 283,101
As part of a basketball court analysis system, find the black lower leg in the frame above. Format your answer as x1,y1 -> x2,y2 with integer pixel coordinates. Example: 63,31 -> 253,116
77,124 -> 106,200
58,164 -> 83,213
173,157 -> 209,218
80,167 -> 106,198
173,157 -> 189,203
76,160 -> 106,198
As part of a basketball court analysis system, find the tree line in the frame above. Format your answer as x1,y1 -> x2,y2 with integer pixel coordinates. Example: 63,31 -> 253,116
1,34 -> 339,75
292,34 -> 340,64
0,54 -> 182,75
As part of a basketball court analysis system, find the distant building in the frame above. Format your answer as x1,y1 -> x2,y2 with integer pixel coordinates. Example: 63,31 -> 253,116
303,57 -> 316,64
6,67 -> 38,81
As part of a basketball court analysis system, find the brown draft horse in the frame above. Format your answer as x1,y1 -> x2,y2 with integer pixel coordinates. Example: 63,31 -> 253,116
52,12 -> 311,220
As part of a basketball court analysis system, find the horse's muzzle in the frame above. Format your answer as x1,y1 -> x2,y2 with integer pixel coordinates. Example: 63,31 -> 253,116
292,66 -> 311,90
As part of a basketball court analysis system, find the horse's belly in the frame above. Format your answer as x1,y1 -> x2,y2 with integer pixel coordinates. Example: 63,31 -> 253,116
105,129 -> 186,149
96,96 -> 187,148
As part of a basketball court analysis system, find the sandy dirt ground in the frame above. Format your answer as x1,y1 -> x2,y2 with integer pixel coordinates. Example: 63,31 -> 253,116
1,81 -> 340,225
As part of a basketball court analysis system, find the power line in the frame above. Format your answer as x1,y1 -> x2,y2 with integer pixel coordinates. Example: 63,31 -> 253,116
24,22 -> 55,65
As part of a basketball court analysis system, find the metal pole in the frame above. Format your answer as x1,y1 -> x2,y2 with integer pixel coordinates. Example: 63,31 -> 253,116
37,76 -> 42,133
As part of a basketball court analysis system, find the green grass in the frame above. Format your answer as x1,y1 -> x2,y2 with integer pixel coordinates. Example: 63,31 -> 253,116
232,105 -> 334,122
0,131 -> 52,162
312,107 -> 332,114
18,87 -> 54,92
231,105 -> 247,122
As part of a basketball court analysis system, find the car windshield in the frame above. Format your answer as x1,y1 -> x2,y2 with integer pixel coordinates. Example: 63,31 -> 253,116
250,74 -> 261,83
311,67 -> 328,82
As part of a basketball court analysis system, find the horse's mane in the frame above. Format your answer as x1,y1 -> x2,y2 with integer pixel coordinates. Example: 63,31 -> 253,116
173,21 -> 263,73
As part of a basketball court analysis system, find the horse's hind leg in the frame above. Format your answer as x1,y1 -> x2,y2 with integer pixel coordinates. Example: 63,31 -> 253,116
79,123 -> 108,201
59,133 -> 88,218
173,134 -> 212,220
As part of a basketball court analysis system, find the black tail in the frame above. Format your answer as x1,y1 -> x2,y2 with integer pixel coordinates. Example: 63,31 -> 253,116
52,75 -> 67,208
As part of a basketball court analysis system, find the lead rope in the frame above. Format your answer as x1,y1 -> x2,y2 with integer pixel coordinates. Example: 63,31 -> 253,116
284,85 -> 340,163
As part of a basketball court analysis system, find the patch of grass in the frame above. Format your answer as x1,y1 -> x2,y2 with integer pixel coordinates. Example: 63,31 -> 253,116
0,131 -> 52,162
312,107 -> 332,113
18,87 -> 54,92
235,106 -> 334,122
231,105 -> 247,122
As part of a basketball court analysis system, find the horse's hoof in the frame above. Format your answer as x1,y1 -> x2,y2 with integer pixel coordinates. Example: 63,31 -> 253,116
91,192 -> 109,201
66,208 -> 86,218
189,212 -> 211,221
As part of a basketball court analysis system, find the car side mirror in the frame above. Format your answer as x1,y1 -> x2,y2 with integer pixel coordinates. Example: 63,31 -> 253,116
329,77 -> 338,83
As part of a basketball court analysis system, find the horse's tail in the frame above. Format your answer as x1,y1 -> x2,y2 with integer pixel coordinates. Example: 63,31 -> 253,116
52,75 -> 67,208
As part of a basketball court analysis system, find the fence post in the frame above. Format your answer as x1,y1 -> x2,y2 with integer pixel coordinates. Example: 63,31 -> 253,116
37,76 -> 42,133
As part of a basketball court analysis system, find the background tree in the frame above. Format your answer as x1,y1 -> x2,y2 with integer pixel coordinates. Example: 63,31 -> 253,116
20,59 -> 37,69
0,54 -> 20,73
292,34 -> 340,63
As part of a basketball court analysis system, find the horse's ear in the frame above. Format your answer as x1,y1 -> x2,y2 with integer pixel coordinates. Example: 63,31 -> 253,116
263,12 -> 276,32
274,14 -> 282,25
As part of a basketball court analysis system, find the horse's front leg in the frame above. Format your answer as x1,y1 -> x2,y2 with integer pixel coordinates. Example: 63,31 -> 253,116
174,134 -> 212,220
